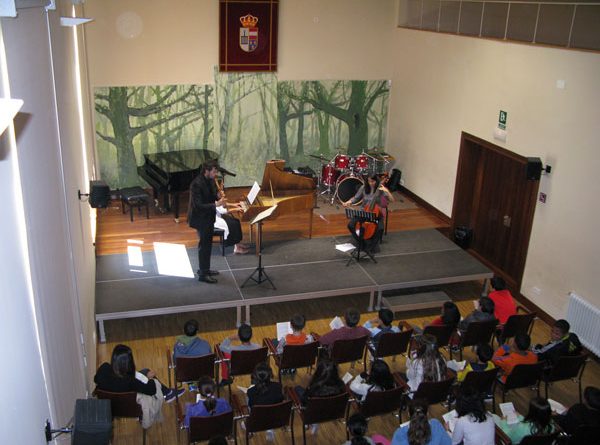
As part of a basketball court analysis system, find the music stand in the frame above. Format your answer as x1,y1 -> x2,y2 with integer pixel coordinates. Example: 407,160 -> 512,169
345,207 -> 378,266
241,205 -> 277,289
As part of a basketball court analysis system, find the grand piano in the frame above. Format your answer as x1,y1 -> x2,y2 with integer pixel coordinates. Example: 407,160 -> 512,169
239,159 -> 316,237
137,149 -> 219,220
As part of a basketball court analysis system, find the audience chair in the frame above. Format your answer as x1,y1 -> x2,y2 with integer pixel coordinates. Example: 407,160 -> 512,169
167,348 -> 218,402
287,387 -> 350,445
495,424 -> 512,445
566,425 -> 600,445
495,307 -> 536,347
348,385 -> 405,430
231,394 -> 294,445
264,338 -> 319,382
496,362 -> 543,407
419,324 -> 455,356
328,336 -> 369,370
519,433 -> 560,445
452,319 -> 498,361
366,323 -> 413,364
394,373 -> 455,420
542,353 -> 588,403
95,389 -> 147,445
459,367 -> 499,413
213,228 -> 226,256
215,344 -> 268,401
176,400 -> 237,444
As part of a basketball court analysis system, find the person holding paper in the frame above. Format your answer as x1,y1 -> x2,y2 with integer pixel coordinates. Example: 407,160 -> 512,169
488,277 -> 517,324
456,343 -> 495,383
492,333 -> 537,383
458,297 -> 496,334
184,377 -> 231,427
247,362 -> 283,408
188,160 -> 227,283
391,398 -> 451,445
349,359 -> 395,402
405,334 -> 448,393
364,308 -> 400,347
318,307 -> 371,348
493,397 -> 556,444
218,324 -> 261,384
276,313 -> 314,354
94,344 -> 183,403
554,386 -> 600,434
451,386 -> 495,445
532,319 -> 582,365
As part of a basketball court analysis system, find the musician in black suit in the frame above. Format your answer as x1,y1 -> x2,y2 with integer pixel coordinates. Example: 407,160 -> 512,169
188,160 -> 226,283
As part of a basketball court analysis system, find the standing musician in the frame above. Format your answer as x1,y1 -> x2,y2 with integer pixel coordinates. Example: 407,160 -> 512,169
213,177 -> 250,255
188,160 -> 226,284
342,174 -> 395,251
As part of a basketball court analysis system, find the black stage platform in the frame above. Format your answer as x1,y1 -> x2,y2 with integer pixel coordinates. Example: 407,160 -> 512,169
95,229 -> 492,342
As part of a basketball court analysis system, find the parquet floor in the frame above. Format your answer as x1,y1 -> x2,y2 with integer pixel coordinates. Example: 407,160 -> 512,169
94,189 -> 599,445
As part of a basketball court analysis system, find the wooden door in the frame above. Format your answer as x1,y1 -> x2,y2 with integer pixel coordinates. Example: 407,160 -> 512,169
452,132 -> 540,289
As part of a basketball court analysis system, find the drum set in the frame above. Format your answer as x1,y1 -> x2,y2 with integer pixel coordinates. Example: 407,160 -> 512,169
310,150 -> 395,205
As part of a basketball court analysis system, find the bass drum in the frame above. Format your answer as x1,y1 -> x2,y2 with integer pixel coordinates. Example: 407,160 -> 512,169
336,175 -> 364,205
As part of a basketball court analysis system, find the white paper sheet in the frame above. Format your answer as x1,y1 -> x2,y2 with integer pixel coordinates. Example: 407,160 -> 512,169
277,321 -> 293,340
329,316 -> 344,330
335,243 -> 356,252
247,181 -> 260,205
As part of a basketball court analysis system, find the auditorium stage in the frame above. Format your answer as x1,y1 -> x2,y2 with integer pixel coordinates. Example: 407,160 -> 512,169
95,229 -> 492,342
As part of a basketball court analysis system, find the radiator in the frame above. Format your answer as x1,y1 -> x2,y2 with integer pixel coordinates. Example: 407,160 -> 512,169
567,292 -> 600,356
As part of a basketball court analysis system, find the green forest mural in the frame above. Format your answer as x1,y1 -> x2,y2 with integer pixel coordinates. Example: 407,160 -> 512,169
94,70 -> 390,188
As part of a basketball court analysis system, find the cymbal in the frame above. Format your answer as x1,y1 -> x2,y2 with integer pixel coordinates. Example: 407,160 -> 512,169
309,154 -> 329,161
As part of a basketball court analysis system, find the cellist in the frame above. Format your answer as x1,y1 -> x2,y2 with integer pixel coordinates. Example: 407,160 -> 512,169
342,174 -> 394,251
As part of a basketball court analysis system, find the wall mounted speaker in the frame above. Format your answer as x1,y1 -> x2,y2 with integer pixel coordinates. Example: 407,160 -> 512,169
89,180 -> 110,208
526,157 -> 543,181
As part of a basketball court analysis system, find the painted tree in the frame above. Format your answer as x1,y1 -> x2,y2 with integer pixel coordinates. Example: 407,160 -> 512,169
367,87 -> 389,148
95,85 -> 198,186
277,82 -> 312,161
298,80 -> 389,155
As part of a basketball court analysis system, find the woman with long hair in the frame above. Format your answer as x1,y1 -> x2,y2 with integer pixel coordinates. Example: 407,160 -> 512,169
247,362 -> 283,408
184,376 -> 231,427
451,386 -> 494,445
350,359 -> 395,401
94,344 -> 182,402
406,335 -> 448,393
391,398 -> 450,445
494,397 -> 555,444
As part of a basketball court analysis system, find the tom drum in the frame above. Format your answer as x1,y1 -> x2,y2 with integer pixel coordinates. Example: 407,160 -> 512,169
321,163 -> 340,186
334,154 -> 350,170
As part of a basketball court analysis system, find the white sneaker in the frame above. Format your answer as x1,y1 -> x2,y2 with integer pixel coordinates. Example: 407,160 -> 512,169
265,429 -> 275,441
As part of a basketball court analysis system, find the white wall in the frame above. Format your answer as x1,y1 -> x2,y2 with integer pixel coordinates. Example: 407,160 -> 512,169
386,29 -> 600,318
0,0 -> 97,440
83,0 -> 396,86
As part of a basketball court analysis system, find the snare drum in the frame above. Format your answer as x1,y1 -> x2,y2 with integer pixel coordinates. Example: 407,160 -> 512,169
321,163 -> 340,186
336,175 -> 364,205
354,154 -> 369,170
334,154 -> 350,170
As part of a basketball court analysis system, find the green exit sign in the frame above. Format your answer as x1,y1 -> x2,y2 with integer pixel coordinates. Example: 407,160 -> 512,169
498,110 -> 507,130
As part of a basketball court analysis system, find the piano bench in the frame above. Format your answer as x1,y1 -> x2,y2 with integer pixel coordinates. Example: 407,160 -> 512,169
120,187 -> 150,222
213,228 -> 226,256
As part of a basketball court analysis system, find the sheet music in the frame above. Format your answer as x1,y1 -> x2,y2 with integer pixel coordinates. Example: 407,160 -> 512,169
247,181 -> 260,205
277,321 -> 293,340
250,205 -> 277,225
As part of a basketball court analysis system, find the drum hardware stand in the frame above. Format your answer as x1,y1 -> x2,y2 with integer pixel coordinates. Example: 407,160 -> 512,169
241,220 -> 275,289
344,208 -> 378,266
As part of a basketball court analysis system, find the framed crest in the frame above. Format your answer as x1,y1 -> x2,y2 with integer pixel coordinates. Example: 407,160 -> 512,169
219,0 -> 278,72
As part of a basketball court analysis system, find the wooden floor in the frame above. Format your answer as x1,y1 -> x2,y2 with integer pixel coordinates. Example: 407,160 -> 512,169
95,189 -> 447,255
94,190 -> 599,445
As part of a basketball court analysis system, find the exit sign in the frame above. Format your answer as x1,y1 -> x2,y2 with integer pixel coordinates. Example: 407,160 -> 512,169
498,110 -> 508,130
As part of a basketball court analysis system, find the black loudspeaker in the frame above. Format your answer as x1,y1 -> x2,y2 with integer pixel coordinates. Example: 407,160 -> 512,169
71,399 -> 112,445
454,226 -> 473,249
526,157 -> 543,181
89,180 -> 110,208
387,168 -> 402,192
